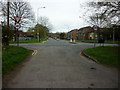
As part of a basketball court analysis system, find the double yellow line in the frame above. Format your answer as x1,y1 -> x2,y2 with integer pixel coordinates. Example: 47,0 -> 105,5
32,50 -> 38,56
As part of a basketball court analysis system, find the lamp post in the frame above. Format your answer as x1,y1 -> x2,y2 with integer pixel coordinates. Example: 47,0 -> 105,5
106,17 -> 116,45
93,25 -> 98,47
70,31 -> 72,42
37,7 -> 45,24
113,28 -> 115,44
37,7 -> 45,42
112,21 -> 116,44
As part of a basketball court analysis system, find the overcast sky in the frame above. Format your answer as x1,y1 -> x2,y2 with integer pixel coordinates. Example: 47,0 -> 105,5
28,0 -> 92,33
0,0 -> 115,32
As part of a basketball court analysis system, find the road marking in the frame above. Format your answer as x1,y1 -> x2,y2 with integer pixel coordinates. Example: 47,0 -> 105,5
32,50 -> 38,56
34,50 -> 38,55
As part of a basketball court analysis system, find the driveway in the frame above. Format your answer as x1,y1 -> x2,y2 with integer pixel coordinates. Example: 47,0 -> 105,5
4,39 -> 118,88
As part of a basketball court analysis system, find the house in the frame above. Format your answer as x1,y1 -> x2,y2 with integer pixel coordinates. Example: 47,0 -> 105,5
77,26 -> 94,40
12,30 -> 35,41
67,29 -> 78,40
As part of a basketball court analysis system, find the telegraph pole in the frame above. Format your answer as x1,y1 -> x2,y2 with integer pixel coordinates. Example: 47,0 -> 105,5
7,1 -> 9,27
7,0 -> 10,45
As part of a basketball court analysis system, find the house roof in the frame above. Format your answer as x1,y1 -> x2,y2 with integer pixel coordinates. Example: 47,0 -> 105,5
68,29 -> 78,33
78,26 -> 94,33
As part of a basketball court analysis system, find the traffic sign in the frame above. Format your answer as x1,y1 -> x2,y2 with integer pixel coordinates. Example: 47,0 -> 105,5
14,23 -> 21,29
14,16 -> 22,23
93,25 -> 98,31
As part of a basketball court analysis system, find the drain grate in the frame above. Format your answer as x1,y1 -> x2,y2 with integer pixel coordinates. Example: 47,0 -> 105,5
90,67 -> 96,70
90,83 -> 94,86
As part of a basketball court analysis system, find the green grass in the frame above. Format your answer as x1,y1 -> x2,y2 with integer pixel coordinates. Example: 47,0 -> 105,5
2,46 -> 32,74
105,40 -> 120,44
84,46 -> 120,67
76,40 -> 120,44
9,38 -> 48,43
76,40 -> 97,43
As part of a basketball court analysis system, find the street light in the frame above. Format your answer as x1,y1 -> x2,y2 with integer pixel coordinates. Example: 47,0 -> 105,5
112,24 -> 115,44
37,7 -> 45,24
37,7 -> 45,42
112,20 -> 116,44
93,25 -> 98,47
106,17 -> 116,44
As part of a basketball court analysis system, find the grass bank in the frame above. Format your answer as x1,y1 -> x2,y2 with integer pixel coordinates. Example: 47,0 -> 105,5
9,38 -> 48,43
76,40 -> 120,44
83,46 -> 120,67
2,46 -> 32,74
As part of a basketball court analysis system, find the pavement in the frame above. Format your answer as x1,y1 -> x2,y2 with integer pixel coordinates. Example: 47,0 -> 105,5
4,39 -> 118,88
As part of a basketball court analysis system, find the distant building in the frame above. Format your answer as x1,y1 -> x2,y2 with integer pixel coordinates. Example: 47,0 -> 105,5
77,26 -> 94,40
12,30 -> 35,41
67,31 -> 71,40
67,29 -> 78,40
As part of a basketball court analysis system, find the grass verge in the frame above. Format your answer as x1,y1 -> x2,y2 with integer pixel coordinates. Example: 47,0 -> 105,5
9,38 -> 48,43
83,46 -> 120,67
2,46 -> 32,74
76,40 -> 120,44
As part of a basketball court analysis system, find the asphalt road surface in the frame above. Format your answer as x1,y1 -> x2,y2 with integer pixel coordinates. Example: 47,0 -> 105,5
5,39 -> 118,88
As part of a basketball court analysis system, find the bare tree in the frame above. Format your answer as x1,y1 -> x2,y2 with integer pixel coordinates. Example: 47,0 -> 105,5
88,1 -> 120,26
89,13 -> 108,27
1,1 -> 35,26
87,1 -> 120,42
79,2 -> 107,27
1,0 -> 35,45
38,16 -> 53,31
38,16 -> 49,26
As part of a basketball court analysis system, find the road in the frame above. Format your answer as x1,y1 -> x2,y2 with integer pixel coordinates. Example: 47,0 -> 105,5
5,39 -> 118,88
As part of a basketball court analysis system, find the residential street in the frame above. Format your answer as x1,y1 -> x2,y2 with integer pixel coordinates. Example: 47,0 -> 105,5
5,39 -> 118,88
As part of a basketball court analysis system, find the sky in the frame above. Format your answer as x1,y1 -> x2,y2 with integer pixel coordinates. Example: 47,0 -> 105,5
28,0 -> 91,33
0,0 -> 116,33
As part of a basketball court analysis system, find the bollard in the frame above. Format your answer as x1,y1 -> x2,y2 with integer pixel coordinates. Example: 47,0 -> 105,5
73,39 -> 75,42
70,39 -> 72,42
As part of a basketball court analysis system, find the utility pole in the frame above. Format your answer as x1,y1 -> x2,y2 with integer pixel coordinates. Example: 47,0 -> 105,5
7,1 -> 9,27
6,0 -> 9,45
